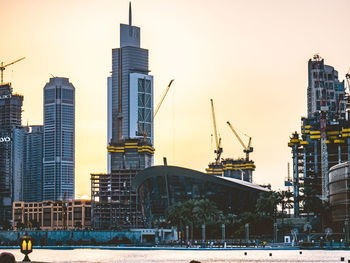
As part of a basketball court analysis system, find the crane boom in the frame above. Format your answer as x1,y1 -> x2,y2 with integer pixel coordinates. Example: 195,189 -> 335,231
227,121 -> 253,161
138,79 -> 174,142
0,57 -> 25,84
153,79 -> 174,119
210,99 -> 219,151
210,99 -> 222,162
227,121 -> 246,149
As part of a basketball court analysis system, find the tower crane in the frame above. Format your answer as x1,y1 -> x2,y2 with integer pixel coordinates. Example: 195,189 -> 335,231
226,121 -> 253,161
138,79 -> 174,141
210,99 -> 223,163
0,57 -> 25,84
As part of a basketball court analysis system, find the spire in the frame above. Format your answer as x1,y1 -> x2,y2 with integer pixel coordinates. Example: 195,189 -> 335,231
129,2 -> 132,26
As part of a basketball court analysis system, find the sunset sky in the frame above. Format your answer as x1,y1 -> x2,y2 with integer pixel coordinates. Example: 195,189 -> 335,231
1,0 -> 350,198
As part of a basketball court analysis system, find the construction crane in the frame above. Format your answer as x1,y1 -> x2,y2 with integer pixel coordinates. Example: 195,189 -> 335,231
210,99 -> 223,163
0,57 -> 25,84
313,54 -> 329,201
226,121 -> 253,161
153,79 -> 174,119
138,79 -> 174,141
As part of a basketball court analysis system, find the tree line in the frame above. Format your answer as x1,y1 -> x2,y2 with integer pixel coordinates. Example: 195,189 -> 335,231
166,188 -> 331,240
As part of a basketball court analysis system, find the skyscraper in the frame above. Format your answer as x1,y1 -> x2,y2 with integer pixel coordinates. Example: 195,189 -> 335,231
288,56 -> 350,216
307,57 -> 346,119
108,2 -> 154,171
43,77 -> 75,201
23,125 -> 43,202
92,3 -> 153,229
0,83 -> 23,225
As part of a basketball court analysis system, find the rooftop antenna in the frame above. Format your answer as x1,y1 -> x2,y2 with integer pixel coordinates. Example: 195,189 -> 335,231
129,2 -> 132,26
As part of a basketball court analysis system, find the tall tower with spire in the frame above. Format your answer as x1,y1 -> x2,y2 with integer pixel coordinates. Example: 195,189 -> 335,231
92,3 -> 152,229
107,3 -> 154,172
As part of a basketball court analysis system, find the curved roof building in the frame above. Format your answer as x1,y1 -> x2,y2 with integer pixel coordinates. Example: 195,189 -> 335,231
132,165 -> 269,225
329,161 -> 350,229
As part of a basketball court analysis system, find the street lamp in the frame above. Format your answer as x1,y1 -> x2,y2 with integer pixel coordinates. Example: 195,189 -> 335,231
20,235 -> 32,262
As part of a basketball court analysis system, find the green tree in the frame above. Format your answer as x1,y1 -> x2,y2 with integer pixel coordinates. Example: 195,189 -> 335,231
276,190 -> 293,234
256,191 -> 279,219
193,199 -> 220,226
167,202 -> 186,240
193,199 -> 220,242
301,186 -> 323,221
182,199 -> 197,242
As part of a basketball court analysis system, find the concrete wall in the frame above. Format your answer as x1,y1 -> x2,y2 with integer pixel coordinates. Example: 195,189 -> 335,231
0,231 -> 141,246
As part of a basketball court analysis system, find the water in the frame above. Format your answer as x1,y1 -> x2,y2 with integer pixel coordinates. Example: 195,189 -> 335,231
1,248 -> 350,262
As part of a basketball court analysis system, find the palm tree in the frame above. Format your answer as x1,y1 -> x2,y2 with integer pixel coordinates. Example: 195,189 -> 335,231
167,202 -> 185,233
193,199 -> 220,243
183,199 -> 197,242
301,186 -> 322,221
276,190 -> 293,234
256,191 -> 279,219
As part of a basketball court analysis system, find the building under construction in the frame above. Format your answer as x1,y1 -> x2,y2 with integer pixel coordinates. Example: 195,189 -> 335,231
288,55 -> 350,217
206,100 -> 255,182
0,83 -> 24,225
91,138 -> 153,229
91,4 -> 175,230
206,158 -> 255,182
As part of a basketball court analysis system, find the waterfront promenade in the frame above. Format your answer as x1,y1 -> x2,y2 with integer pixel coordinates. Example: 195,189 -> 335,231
1,247 -> 350,262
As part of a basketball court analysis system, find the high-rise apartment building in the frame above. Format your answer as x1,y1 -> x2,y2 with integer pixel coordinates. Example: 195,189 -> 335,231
23,125 -> 43,202
288,56 -> 350,216
307,58 -> 346,119
43,77 -> 75,201
0,83 -> 24,225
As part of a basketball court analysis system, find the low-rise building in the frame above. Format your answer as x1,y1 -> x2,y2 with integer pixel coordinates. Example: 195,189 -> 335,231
12,199 -> 91,230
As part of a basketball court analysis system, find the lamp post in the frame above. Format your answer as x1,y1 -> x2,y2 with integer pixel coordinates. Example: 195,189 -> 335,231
20,235 -> 32,262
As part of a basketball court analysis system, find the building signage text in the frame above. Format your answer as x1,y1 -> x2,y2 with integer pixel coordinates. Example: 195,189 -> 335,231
0,137 -> 11,143
0,94 -> 11,100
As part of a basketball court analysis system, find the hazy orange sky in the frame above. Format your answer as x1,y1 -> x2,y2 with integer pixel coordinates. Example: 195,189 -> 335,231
1,0 -> 350,198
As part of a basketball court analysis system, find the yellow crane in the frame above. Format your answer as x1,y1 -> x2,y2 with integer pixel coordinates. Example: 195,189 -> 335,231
0,57 -> 25,84
210,99 -> 223,163
226,121 -> 253,161
138,79 -> 174,141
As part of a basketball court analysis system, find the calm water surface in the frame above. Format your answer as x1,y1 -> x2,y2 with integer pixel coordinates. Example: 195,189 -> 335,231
1,248 -> 350,262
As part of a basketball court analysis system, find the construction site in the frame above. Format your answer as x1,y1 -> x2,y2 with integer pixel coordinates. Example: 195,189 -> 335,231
288,54 -> 350,218
0,58 -> 25,225
91,138 -> 154,229
206,99 -> 256,183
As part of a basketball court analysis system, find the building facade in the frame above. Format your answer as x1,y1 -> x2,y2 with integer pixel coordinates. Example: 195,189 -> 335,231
328,162 -> 349,231
288,56 -> 350,217
12,199 -> 91,230
132,165 -> 269,228
23,125 -> 43,202
0,83 -> 23,226
43,77 -> 75,201
91,169 -> 145,229
108,2 -> 154,168
307,57 -> 346,119
92,4 -> 153,229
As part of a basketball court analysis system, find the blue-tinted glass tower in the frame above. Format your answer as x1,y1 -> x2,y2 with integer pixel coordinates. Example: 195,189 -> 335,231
24,125 -> 43,202
43,77 -> 75,201
107,2 -> 154,172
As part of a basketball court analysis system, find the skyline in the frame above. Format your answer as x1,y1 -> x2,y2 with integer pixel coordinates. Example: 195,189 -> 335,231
2,0 -> 350,197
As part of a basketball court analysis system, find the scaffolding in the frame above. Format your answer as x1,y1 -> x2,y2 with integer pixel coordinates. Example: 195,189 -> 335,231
91,169 -> 145,229
288,117 -> 350,216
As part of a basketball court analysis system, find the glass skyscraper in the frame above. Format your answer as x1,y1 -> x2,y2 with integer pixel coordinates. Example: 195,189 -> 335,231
43,77 -> 75,201
0,83 -> 23,226
107,3 -> 154,171
23,125 -> 43,202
